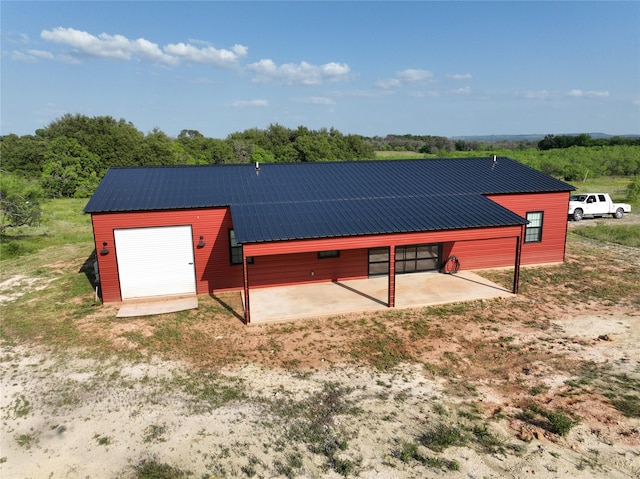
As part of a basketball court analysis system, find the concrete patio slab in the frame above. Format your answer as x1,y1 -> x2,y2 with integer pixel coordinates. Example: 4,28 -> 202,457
117,295 -> 198,318
244,271 -> 512,324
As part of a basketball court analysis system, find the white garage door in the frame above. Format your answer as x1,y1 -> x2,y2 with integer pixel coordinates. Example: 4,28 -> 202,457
115,226 -> 196,300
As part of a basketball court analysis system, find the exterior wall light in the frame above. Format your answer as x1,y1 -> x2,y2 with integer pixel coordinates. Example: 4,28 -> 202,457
197,235 -> 206,248
100,242 -> 110,255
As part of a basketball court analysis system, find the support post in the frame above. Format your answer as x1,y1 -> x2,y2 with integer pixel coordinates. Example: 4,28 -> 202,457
513,228 -> 523,294
388,246 -> 396,307
243,256 -> 251,324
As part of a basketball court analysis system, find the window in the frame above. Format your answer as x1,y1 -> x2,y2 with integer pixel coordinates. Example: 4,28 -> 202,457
525,212 -> 543,243
318,250 -> 340,259
229,229 -> 254,265
368,247 -> 389,276
395,244 -> 440,274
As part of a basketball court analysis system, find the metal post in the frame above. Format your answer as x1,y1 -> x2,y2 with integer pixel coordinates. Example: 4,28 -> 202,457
513,227 -> 523,294
243,256 -> 251,324
388,246 -> 396,307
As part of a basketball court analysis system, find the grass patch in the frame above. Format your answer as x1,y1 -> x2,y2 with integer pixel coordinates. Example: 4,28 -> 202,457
94,434 -> 112,446
350,328 -> 413,371
481,239 -> 640,307
268,382 -> 360,476
563,363 -> 640,418
572,223 -> 640,248
174,371 -> 245,414
393,440 -> 460,470
419,423 -> 468,452
272,451 -> 304,479
16,433 -> 37,449
132,459 -> 193,478
374,151 -> 426,160
0,198 -> 93,260
143,423 -> 168,443
6,394 -> 31,418
611,396 -> 640,418
520,404 -> 578,436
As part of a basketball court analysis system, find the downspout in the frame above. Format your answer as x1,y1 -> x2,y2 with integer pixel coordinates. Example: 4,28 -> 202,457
513,226 -> 524,294
243,255 -> 251,324
388,246 -> 396,307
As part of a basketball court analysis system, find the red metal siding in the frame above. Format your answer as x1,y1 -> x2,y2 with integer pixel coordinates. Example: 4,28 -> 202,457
449,237 -> 519,270
91,208 -> 242,302
487,192 -> 570,265
242,225 -> 523,257
248,249 -> 368,288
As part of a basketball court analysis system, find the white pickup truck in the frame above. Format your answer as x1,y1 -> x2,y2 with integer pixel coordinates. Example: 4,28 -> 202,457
568,193 -> 631,221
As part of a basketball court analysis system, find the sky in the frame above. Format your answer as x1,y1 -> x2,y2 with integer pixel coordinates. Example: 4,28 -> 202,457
2,1 -> 639,139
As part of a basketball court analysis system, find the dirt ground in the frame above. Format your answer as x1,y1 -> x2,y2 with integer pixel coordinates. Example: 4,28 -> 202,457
1,216 -> 639,478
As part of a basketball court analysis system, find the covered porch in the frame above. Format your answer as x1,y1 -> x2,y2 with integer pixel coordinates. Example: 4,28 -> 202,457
242,270 -> 513,324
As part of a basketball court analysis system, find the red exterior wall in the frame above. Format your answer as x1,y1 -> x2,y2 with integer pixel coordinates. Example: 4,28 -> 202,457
90,190 -> 569,302
248,249 -> 368,288
91,208 -> 243,302
242,225 -> 522,257
445,237 -> 520,270
487,191 -> 570,265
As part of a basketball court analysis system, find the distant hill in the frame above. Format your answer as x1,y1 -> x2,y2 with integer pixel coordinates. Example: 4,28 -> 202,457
449,133 -> 640,142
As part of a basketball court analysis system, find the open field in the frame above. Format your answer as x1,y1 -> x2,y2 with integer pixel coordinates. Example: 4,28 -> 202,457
1,203 -> 639,478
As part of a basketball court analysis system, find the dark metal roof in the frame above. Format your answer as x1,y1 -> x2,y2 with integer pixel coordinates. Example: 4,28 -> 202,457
84,157 -> 574,243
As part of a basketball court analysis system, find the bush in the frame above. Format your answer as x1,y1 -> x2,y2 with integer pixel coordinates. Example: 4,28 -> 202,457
627,176 -> 640,202
133,459 -> 191,479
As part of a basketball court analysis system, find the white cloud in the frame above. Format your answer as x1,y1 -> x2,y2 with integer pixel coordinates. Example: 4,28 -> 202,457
450,86 -> 471,95
376,68 -> 434,89
521,90 -> 553,100
294,96 -> 336,105
407,90 -> 441,98
396,69 -> 434,83
567,89 -> 609,98
38,27 -> 247,67
335,89 -> 395,98
229,99 -> 269,107
28,49 -> 55,60
448,73 -> 472,80
164,42 -> 247,67
10,50 -> 38,62
374,78 -> 401,89
248,59 -> 351,86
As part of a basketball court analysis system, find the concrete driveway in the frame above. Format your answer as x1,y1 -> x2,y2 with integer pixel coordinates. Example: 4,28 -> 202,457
244,271 -> 512,324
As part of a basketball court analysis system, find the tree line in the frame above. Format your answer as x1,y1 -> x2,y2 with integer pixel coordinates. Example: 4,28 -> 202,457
537,133 -> 640,150
1,113 -> 639,233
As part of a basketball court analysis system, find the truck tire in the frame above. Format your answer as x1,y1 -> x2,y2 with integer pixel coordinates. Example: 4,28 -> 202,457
573,209 -> 584,221
614,208 -> 624,219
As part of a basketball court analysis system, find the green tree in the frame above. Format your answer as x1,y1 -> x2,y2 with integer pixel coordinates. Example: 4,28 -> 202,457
0,133 -> 48,176
177,135 -> 234,164
44,113 -> 145,168
251,146 -> 275,164
142,128 -> 177,165
0,171 -> 43,235
627,176 -> 640,202
41,137 -> 101,198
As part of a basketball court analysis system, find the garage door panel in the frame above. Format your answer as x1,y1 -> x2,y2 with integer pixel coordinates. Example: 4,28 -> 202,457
115,226 -> 196,299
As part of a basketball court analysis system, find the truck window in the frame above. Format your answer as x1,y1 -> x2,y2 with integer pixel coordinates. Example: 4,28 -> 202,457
587,195 -> 596,203
598,195 -> 606,202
